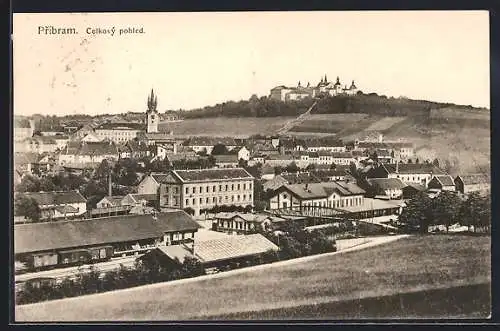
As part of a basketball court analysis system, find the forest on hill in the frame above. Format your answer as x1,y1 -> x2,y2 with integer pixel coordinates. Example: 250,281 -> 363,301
179,93 -> 485,119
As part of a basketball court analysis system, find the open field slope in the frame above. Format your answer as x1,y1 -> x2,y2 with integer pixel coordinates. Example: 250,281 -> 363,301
15,235 -> 490,321
158,116 -> 294,137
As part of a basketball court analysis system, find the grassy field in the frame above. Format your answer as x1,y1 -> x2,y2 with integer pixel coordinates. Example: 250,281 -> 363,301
289,113 -> 376,135
158,116 -> 294,137
15,235 -> 490,321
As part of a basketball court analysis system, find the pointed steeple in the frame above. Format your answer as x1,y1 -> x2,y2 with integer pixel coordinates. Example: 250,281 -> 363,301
324,74 -> 328,83
147,89 -> 158,113
298,81 -> 301,87
307,82 -> 310,87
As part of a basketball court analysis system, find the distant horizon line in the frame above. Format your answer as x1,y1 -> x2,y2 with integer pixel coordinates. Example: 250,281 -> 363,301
14,92 -> 490,118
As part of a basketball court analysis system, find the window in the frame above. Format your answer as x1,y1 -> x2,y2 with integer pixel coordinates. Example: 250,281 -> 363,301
213,197 -> 216,203
243,194 -> 246,200
206,186 -> 209,193
185,199 -> 189,205
219,185 -> 222,191
185,187 -> 189,194
243,183 -> 246,190
213,185 -> 216,192
237,184 -> 240,190
249,183 -> 252,190
232,196 -> 235,202
219,196 -> 222,203
165,187 -> 169,193
199,198 -> 203,204
237,195 -> 240,201
225,184 -> 228,191
99,248 -> 107,259
192,198 -> 195,205
199,186 -> 203,193
231,184 -> 234,191
249,194 -> 252,200
206,197 -> 209,204
192,187 -> 195,194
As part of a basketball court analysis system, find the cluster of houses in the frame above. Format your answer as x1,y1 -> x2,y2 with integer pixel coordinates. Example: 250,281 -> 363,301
13,90 -> 491,285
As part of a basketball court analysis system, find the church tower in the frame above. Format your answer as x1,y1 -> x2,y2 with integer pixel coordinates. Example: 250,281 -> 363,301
146,89 -> 159,133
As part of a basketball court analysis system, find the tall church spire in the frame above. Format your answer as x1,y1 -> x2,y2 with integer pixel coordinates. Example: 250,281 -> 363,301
147,89 -> 157,113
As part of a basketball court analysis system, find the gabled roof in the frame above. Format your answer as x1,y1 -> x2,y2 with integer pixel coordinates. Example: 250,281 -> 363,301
383,163 -> 444,175
214,154 -> 239,163
126,193 -> 157,203
402,182 -> 426,191
455,174 -> 490,185
367,178 -> 407,190
73,142 -> 119,156
14,211 -> 201,254
14,152 -> 39,165
173,168 -> 254,182
99,195 -> 125,207
305,138 -> 344,148
280,181 -> 365,200
187,137 -> 237,146
432,175 -> 455,187
19,191 -> 87,206
95,122 -> 146,131
193,234 -> 279,263
281,173 -> 322,184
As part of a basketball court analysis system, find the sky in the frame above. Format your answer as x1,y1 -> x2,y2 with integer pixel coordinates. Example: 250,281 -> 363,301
13,11 -> 490,116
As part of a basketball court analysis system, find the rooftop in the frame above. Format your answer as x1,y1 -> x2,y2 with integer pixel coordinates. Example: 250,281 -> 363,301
19,190 -> 87,206
367,178 -> 407,190
14,211 -> 201,254
174,168 -> 254,182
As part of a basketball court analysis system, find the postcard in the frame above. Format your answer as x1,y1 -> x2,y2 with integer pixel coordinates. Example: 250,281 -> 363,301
12,11 -> 491,322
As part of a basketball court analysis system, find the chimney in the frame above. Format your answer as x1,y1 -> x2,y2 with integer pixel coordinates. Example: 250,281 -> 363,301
108,169 -> 112,196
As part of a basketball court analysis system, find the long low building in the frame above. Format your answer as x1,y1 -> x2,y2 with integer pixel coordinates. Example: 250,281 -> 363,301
14,211 -> 201,272
139,233 -> 279,270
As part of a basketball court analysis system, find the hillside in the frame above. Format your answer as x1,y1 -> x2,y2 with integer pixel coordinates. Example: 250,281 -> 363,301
178,93 -> 487,119
15,235 -> 490,321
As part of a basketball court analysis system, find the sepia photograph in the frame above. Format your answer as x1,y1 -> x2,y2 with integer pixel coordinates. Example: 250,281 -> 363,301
12,10 -> 491,321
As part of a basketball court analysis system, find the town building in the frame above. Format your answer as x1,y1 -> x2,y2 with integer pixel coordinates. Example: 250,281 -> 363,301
96,196 -> 125,209
214,154 -> 240,168
304,138 -> 346,153
366,163 -> 444,188
14,211 -> 201,271
269,76 -> 358,102
17,190 -> 87,221
14,118 -> 35,142
121,193 -> 158,208
402,183 -> 427,199
263,172 -> 322,191
58,141 -> 120,167
146,89 -> 160,133
185,137 -> 239,154
94,122 -> 146,144
138,233 -> 279,272
454,174 -> 490,194
269,181 -> 365,210
213,213 -> 285,235
427,175 -> 456,192
366,178 -> 406,199
149,168 -> 255,216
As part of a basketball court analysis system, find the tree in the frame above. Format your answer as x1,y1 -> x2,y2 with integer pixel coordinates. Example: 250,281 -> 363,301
285,162 -> 299,173
398,192 -> 433,233
432,191 -> 462,232
211,144 -> 228,155
14,195 -> 41,221
459,192 -> 483,232
16,175 -> 41,193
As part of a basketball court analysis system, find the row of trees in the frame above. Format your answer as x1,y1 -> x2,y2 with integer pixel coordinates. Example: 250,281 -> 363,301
398,191 -> 491,234
176,93 -> 480,119
16,257 -> 206,305
255,221 -> 336,260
